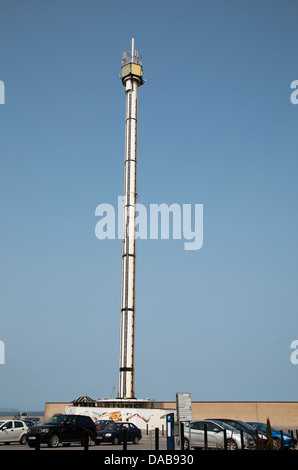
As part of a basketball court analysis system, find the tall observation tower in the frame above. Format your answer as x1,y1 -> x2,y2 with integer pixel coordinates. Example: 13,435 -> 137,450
118,39 -> 144,399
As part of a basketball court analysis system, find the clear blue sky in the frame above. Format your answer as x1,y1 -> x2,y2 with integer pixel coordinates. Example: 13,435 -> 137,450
0,0 -> 297,411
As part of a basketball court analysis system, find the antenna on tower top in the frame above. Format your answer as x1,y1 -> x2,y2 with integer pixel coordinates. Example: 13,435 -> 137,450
131,37 -> 135,57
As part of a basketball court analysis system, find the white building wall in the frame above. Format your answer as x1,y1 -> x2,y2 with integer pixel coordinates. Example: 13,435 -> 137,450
65,405 -> 176,431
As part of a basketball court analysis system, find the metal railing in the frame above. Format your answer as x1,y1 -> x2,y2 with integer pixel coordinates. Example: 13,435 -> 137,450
122,51 -> 142,66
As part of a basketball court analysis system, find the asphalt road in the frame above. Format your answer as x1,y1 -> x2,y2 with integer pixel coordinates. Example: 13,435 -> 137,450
0,433 -> 169,451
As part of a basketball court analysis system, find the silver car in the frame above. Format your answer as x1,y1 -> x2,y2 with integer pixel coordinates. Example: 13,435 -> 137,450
0,419 -> 29,445
182,419 -> 255,450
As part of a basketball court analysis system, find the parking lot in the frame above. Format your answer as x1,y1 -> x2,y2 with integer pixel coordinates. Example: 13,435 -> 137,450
0,431 -> 168,451
0,416 -> 297,454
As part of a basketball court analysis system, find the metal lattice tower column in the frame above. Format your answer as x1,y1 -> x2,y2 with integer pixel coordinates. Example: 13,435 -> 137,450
118,39 -> 144,399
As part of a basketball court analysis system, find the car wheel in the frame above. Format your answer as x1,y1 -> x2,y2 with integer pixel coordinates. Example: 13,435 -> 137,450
20,434 -> 27,445
183,437 -> 190,450
226,439 -> 238,450
133,436 -> 139,444
48,433 -> 60,448
112,436 -> 120,445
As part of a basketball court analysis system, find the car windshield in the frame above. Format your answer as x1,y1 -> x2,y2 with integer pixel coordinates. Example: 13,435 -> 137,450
45,414 -> 71,425
226,421 -> 256,432
104,423 -> 121,431
251,423 -> 276,433
211,420 -> 236,431
270,426 -> 281,433
241,423 -> 256,431
0,421 -> 5,427
254,423 -> 267,431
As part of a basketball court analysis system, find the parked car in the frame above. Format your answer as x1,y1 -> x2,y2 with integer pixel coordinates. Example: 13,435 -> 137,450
26,417 -> 41,425
94,419 -> 114,431
182,420 -> 255,450
14,412 -> 28,420
210,419 -> 267,443
0,419 -> 28,445
26,413 -> 96,448
21,420 -> 35,428
96,421 -> 142,445
247,422 -> 297,449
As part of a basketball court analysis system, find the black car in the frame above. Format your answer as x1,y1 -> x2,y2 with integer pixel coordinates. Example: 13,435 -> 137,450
26,413 -> 96,448
96,421 -> 142,445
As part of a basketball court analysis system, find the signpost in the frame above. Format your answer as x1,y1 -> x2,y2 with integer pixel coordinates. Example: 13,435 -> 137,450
176,393 -> 192,449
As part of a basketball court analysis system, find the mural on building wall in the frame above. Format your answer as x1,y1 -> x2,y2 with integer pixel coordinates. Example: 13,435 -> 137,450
65,406 -> 173,430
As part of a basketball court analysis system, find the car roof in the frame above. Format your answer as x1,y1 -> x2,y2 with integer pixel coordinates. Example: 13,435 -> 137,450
0,419 -> 26,424
108,421 -> 130,424
185,419 -> 221,425
210,418 -> 252,425
105,421 -> 137,425
52,414 -> 91,418
189,419 -> 218,423
1,419 -> 21,422
213,418 -> 238,421
207,418 -> 235,422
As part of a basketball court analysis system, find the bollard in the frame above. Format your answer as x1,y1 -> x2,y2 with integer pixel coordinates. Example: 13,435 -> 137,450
280,430 -> 284,450
255,429 -> 259,449
162,425 -> 164,437
180,422 -> 185,450
240,430 -> 244,449
83,432 -> 89,451
35,433 -> 41,451
146,424 -> 148,435
223,429 -> 227,450
204,423 -> 208,450
123,429 -> 127,451
155,428 -> 159,450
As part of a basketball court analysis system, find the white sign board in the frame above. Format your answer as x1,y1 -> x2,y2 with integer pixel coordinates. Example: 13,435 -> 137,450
176,393 -> 192,422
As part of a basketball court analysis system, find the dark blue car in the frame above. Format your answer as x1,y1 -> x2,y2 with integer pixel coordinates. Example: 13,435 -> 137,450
96,421 -> 142,445
247,422 -> 297,449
